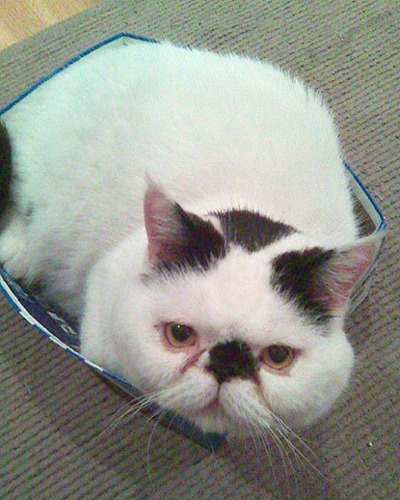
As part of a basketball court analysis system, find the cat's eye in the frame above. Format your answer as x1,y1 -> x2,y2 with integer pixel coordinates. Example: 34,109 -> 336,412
164,322 -> 197,348
260,345 -> 294,371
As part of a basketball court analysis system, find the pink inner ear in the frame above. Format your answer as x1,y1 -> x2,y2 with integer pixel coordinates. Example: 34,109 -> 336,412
143,183 -> 181,264
323,239 -> 379,310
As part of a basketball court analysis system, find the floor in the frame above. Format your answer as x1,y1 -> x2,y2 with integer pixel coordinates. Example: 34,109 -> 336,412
0,0 -> 100,50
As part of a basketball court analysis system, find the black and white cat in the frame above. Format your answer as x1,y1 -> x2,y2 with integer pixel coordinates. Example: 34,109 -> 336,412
0,41 -> 380,435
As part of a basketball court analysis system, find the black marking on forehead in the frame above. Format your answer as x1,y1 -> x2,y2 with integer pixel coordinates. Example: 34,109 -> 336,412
149,206 -> 295,279
215,209 -> 295,252
156,205 -> 226,275
271,248 -> 335,324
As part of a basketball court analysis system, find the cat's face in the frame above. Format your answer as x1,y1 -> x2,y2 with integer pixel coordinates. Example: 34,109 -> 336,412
101,184 -> 378,435
114,244 -> 354,434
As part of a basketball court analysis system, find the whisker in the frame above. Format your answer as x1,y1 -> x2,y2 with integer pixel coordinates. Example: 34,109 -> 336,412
145,405 -> 170,478
244,419 -> 261,453
271,411 -> 319,461
249,420 -> 279,487
267,423 -> 295,494
268,412 -> 327,477
241,402 -> 295,497
89,389 -> 167,444
163,409 -> 187,447
276,423 -> 330,484
268,412 -> 333,486
253,424 -> 276,482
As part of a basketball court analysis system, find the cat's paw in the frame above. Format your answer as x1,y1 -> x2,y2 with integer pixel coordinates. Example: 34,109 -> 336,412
0,216 -> 30,280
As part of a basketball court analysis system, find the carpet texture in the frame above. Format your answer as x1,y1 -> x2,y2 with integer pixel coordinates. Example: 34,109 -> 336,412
0,1 -> 399,499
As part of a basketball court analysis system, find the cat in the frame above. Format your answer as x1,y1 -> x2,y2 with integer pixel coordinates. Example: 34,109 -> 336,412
0,40 -> 381,436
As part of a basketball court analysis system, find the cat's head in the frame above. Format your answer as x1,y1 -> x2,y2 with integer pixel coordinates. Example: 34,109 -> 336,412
84,183 -> 381,436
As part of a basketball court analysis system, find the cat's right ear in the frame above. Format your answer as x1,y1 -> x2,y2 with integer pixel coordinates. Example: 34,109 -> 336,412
143,180 -> 226,269
143,181 -> 183,264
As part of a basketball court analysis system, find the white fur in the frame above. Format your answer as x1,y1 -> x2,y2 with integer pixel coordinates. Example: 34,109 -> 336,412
0,41 -> 369,434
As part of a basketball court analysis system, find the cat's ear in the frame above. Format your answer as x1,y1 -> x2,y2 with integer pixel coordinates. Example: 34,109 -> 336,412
317,234 -> 383,311
143,181 -> 183,264
272,233 -> 383,318
143,180 -> 225,267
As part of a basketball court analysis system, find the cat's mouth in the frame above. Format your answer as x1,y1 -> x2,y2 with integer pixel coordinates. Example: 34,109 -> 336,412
201,397 -> 221,413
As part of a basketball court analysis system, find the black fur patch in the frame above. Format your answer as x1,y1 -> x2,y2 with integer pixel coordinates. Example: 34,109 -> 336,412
215,209 -> 294,252
207,340 -> 257,385
271,248 -> 335,324
151,207 -> 294,278
0,122 -> 12,219
156,204 -> 226,274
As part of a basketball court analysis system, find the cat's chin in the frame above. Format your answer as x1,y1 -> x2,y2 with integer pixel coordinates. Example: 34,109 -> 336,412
191,409 -> 267,437
188,401 -> 267,437
193,407 -> 231,435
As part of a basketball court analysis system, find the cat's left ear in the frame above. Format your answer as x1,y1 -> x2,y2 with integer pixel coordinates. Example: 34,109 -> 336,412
273,232 -> 384,319
318,233 -> 384,311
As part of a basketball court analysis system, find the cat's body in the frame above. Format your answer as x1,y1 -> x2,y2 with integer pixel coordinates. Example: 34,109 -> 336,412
0,41 -> 379,434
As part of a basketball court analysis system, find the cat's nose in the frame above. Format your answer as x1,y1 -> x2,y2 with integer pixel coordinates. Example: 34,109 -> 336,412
207,340 -> 257,385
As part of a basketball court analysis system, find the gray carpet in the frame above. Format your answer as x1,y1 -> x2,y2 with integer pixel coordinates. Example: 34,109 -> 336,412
1,1 -> 399,499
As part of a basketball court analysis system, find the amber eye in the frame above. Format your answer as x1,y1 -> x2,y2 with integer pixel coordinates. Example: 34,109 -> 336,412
260,345 -> 294,370
164,323 -> 196,348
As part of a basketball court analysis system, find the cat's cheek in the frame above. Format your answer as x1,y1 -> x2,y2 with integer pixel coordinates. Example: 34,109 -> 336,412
102,296 -> 185,392
257,370 -> 305,427
258,332 -> 354,428
118,335 -> 189,392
